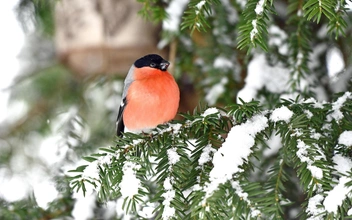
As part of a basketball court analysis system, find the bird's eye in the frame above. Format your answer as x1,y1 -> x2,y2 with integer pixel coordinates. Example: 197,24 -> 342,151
150,63 -> 157,68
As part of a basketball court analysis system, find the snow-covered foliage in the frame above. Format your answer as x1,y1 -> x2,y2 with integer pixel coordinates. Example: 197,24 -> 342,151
2,0 -> 352,219
70,92 -> 352,219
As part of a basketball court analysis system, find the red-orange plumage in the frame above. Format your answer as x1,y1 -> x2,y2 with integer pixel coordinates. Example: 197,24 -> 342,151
123,67 -> 180,131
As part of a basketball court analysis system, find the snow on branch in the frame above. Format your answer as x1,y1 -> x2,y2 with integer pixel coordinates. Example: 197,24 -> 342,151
68,93 -> 352,219
163,0 -> 189,33
238,0 -> 273,52
327,91 -> 352,122
120,162 -> 142,199
181,0 -> 220,32
202,113 -> 268,204
323,177 -> 352,214
160,148 -> 181,219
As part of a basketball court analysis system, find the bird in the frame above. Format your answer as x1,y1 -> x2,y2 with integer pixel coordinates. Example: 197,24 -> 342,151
116,54 -> 180,136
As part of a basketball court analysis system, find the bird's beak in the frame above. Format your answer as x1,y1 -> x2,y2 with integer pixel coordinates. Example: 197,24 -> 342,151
160,60 -> 170,71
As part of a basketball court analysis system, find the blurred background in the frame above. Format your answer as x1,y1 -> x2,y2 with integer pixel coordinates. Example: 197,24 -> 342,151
0,0 -> 199,218
0,0 -> 351,219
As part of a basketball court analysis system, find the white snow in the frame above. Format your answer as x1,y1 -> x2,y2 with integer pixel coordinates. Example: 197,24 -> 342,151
303,97 -> 324,109
255,0 -> 265,15
103,201 -> 118,219
251,209 -> 261,217
0,0 -> 25,124
171,123 -> 183,134
323,176 -> 352,214
196,0 -> 206,10
120,162 -> 141,199
263,133 -> 282,157
333,154 -> 352,175
115,198 -> 133,219
220,0 -> 238,23
322,123 -> 332,131
201,107 -> 220,117
99,154 -> 113,165
231,180 -> 248,200
270,106 -> 294,123
0,2 -> 38,203
213,56 -> 234,69
203,114 -> 268,198
236,0 -> 246,9
162,205 -> 176,220
326,47 -> 345,80
250,0 -> 266,41
306,194 -> 325,218
167,148 -> 180,165
3,101 -> 29,126
161,147 -> 182,219
231,181 -> 261,217
164,177 -> 173,190
163,0 -> 189,32
304,110 -> 313,119
139,202 -> 157,218
291,129 -> 303,137
162,177 -> 176,219
2,1 -> 352,219
250,19 -> 258,42
199,144 -> 217,166
311,130 -> 322,140
347,1 -> 352,11
327,91 -> 352,122
82,160 -> 100,180
39,107 -> 90,170
0,172 -> 30,202
71,154 -> 114,197
72,193 -> 96,220
296,140 -> 323,179
308,166 -> 323,180
338,131 -> 352,146
205,78 -> 228,105
268,25 -> 288,55
157,123 -> 183,135
297,9 -> 303,16
237,54 -> 290,102
195,0 -> 206,17
33,179 -> 59,209
296,51 -> 304,66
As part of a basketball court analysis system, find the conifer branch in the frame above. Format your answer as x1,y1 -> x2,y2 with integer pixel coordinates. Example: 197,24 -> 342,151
68,92 -> 352,218
237,0 -> 275,53
181,0 -> 221,33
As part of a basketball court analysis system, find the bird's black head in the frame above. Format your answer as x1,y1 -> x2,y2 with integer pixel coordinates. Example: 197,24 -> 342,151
134,54 -> 170,71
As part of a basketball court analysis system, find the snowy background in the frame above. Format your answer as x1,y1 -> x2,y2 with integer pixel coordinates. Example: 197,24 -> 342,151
1,0 -> 352,219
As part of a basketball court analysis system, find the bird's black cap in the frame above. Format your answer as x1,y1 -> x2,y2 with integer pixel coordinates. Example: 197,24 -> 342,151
134,54 -> 170,71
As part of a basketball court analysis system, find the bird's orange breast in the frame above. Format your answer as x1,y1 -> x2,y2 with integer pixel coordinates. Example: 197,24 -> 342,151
123,68 -> 180,131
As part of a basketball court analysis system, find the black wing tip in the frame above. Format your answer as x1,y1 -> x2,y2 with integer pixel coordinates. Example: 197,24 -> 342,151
116,98 -> 127,137
116,120 -> 125,137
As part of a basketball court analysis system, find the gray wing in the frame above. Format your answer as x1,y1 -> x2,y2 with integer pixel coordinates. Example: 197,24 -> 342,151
116,65 -> 135,136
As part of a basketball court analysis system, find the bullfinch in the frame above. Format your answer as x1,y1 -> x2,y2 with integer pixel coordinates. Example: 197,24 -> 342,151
116,54 -> 180,136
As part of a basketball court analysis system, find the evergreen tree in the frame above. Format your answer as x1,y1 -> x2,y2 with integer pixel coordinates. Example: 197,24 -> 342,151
1,0 -> 352,219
